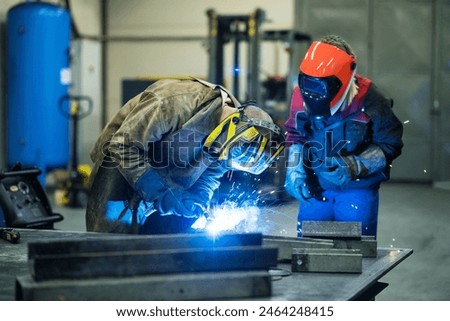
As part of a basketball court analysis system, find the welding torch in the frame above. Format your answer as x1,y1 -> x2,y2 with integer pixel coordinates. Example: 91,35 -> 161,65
193,202 -> 210,219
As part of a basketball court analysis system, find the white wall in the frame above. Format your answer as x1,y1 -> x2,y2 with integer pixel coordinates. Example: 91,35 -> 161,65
68,0 -> 101,37
106,0 -> 295,121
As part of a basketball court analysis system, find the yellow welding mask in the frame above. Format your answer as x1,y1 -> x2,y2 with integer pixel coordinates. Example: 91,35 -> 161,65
203,102 -> 285,175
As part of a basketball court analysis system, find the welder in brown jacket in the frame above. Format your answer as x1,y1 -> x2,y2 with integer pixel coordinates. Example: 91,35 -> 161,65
86,77 -> 284,234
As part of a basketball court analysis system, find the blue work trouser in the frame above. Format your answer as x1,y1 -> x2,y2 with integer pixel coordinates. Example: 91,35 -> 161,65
297,188 -> 379,238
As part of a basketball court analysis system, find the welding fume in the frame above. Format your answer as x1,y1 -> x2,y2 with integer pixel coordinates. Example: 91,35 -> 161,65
85,78 -> 285,235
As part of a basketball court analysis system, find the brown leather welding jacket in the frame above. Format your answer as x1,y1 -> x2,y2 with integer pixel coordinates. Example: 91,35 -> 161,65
86,78 -> 239,233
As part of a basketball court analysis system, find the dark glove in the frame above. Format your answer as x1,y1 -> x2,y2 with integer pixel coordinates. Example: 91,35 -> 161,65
319,156 -> 359,186
284,145 -> 311,204
356,145 -> 386,176
157,189 -> 207,219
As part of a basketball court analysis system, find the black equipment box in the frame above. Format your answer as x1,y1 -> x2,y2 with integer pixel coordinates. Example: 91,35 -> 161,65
0,167 -> 63,229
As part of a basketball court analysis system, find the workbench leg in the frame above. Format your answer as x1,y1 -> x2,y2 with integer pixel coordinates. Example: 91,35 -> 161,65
354,282 -> 389,301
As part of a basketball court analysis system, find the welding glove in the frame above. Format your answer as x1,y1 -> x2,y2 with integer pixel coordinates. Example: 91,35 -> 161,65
320,145 -> 387,187
355,145 -> 387,176
156,189 -> 207,219
319,155 -> 360,187
284,144 -> 311,203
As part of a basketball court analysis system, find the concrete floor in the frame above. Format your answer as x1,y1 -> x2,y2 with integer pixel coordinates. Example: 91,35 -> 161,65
51,182 -> 450,301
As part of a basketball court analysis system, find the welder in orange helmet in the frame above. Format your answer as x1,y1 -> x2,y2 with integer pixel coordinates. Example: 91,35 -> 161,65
284,35 -> 403,237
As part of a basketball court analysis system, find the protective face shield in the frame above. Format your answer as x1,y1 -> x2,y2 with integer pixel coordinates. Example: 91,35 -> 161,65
298,41 -> 357,117
203,102 -> 285,175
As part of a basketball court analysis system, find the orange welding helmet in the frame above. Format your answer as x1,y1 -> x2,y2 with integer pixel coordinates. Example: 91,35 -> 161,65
298,41 -> 357,117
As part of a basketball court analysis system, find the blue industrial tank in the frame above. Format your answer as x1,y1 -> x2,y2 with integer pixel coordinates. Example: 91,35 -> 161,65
6,2 -> 71,183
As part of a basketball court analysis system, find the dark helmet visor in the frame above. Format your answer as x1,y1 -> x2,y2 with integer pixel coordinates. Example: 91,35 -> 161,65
228,131 -> 284,175
299,73 -> 342,117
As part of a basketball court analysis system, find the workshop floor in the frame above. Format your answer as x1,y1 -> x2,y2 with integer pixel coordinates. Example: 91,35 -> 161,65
51,182 -> 450,301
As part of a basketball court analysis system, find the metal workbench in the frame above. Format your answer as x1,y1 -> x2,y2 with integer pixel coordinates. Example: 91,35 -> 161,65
270,248 -> 412,300
0,229 -> 412,301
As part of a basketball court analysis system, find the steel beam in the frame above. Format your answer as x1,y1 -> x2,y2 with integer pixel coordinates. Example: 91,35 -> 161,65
301,221 -> 362,240
333,236 -> 378,258
30,245 -> 278,281
28,232 -> 263,258
291,248 -> 362,273
16,270 -> 271,301
263,235 -> 333,262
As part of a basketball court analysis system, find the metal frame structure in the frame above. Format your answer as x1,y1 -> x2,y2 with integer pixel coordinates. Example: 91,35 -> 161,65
207,8 -> 265,102
206,8 -> 311,105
